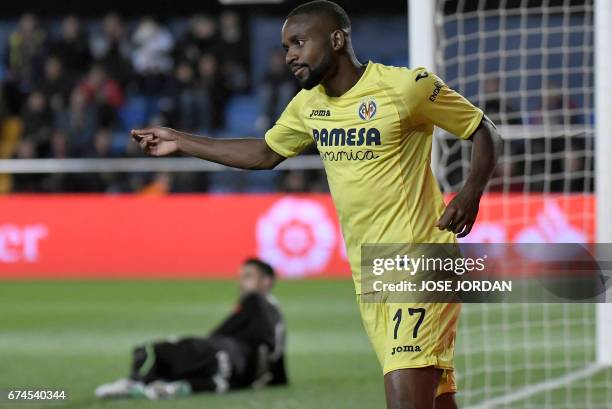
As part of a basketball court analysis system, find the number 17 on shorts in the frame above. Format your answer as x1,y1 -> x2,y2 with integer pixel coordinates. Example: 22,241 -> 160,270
383,302 -> 459,374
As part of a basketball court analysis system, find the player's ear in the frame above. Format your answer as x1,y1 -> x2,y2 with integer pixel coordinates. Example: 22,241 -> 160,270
330,29 -> 345,51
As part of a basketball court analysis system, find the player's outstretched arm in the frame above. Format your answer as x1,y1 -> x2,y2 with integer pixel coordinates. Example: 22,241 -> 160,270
436,116 -> 502,237
130,127 -> 286,170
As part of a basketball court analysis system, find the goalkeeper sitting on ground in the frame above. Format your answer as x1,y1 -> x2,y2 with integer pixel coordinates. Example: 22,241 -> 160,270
95,258 -> 288,400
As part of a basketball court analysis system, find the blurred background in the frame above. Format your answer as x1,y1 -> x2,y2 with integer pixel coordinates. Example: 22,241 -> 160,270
0,0 -> 407,194
1,1 -> 611,408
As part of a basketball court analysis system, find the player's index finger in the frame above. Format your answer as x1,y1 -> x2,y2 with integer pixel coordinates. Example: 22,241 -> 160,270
132,128 -> 155,135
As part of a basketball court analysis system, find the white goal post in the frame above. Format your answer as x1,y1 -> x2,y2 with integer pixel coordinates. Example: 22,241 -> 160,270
594,0 -> 612,366
408,0 -> 439,178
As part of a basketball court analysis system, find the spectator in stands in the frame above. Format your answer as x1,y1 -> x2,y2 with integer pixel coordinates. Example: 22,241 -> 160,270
48,15 -> 91,80
196,54 -> 228,130
87,128 -> 114,158
307,171 -> 329,192
174,15 -> 219,68
55,88 -> 98,156
38,129 -> 71,192
531,81 -> 582,126
256,50 -> 297,132
481,78 -> 521,125
39,56 -> 73,113
280,170 -> 328,193
479,77 -> 523,192
0,72 -> 22,117
19,90 -> 53,157
89,13 -> 133,87
131,17 -> 175,95
12,90 -> 50,192
163,61 -> 211,132
68,128 -> 123,192
0,83 -> 23,193
529,81 -> 587,192
140,172 -> 173,195
280,170 -> 307,193
12,137 -> 40,192
6,13 -> 46,89
78,64 -> 124,128
218,11 -> 249,93
49,129 -> 69,159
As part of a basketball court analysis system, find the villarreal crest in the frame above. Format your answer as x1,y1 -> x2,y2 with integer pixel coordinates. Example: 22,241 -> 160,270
358,98 -> 377,121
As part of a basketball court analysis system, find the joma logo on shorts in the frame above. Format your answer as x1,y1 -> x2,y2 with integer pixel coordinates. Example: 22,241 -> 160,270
391,345 -> 422,355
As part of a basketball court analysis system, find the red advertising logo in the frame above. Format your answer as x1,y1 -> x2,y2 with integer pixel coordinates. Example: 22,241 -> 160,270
257,197 -> 337,277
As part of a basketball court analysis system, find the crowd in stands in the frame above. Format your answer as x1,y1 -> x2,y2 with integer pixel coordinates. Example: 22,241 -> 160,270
0,12 -> 326,193
0,13 -> 592,194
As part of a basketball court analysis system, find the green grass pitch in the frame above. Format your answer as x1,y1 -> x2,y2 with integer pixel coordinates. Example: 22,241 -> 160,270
0,280 -> 610,409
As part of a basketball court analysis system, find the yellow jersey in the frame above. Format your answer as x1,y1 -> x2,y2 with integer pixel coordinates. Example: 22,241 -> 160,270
264,62 -> 484,293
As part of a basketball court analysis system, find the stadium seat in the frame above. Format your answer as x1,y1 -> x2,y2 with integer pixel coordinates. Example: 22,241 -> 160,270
110,131 -> 129,156
207,171 -> 246,193
118,96 -> 155,131
243,170 -> 280,193
224,95 -> 260,134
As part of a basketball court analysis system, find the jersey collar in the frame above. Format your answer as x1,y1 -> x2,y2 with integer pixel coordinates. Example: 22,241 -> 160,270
317,60 -> 373,99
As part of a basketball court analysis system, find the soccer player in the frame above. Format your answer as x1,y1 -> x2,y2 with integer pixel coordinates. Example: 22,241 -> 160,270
95,259 -> 287,399
130,1 -> 502,408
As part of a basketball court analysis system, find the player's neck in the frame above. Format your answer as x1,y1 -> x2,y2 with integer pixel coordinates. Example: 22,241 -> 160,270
321,55 -> 365,98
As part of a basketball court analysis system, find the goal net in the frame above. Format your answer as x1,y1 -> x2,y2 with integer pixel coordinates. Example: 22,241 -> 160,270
430,1 -> 612,407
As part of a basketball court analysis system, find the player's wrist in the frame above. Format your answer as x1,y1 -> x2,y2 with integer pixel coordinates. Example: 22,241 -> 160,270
462,179 -> 486,196
174,131 -> 187,154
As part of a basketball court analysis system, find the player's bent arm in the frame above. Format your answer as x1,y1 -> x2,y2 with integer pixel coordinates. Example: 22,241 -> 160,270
464,116 -> 503,193
131,127 -> 286,170
436,116 -> 503,237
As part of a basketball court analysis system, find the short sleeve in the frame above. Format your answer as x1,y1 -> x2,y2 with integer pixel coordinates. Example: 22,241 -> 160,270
264,93 -> 313,158
409,68 -> 484,140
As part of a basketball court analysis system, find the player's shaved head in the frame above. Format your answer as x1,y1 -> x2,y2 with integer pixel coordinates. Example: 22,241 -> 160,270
288,0 -> 351,33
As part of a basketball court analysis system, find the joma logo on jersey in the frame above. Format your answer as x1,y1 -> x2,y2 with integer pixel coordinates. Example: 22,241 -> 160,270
312,127 -> 381,147
391,345 -> 422,355
358,98 -> 377,121
309,109 -> 331,118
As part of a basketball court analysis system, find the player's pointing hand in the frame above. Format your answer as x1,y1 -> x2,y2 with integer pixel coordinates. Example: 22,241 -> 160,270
131,127 -> 180,157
